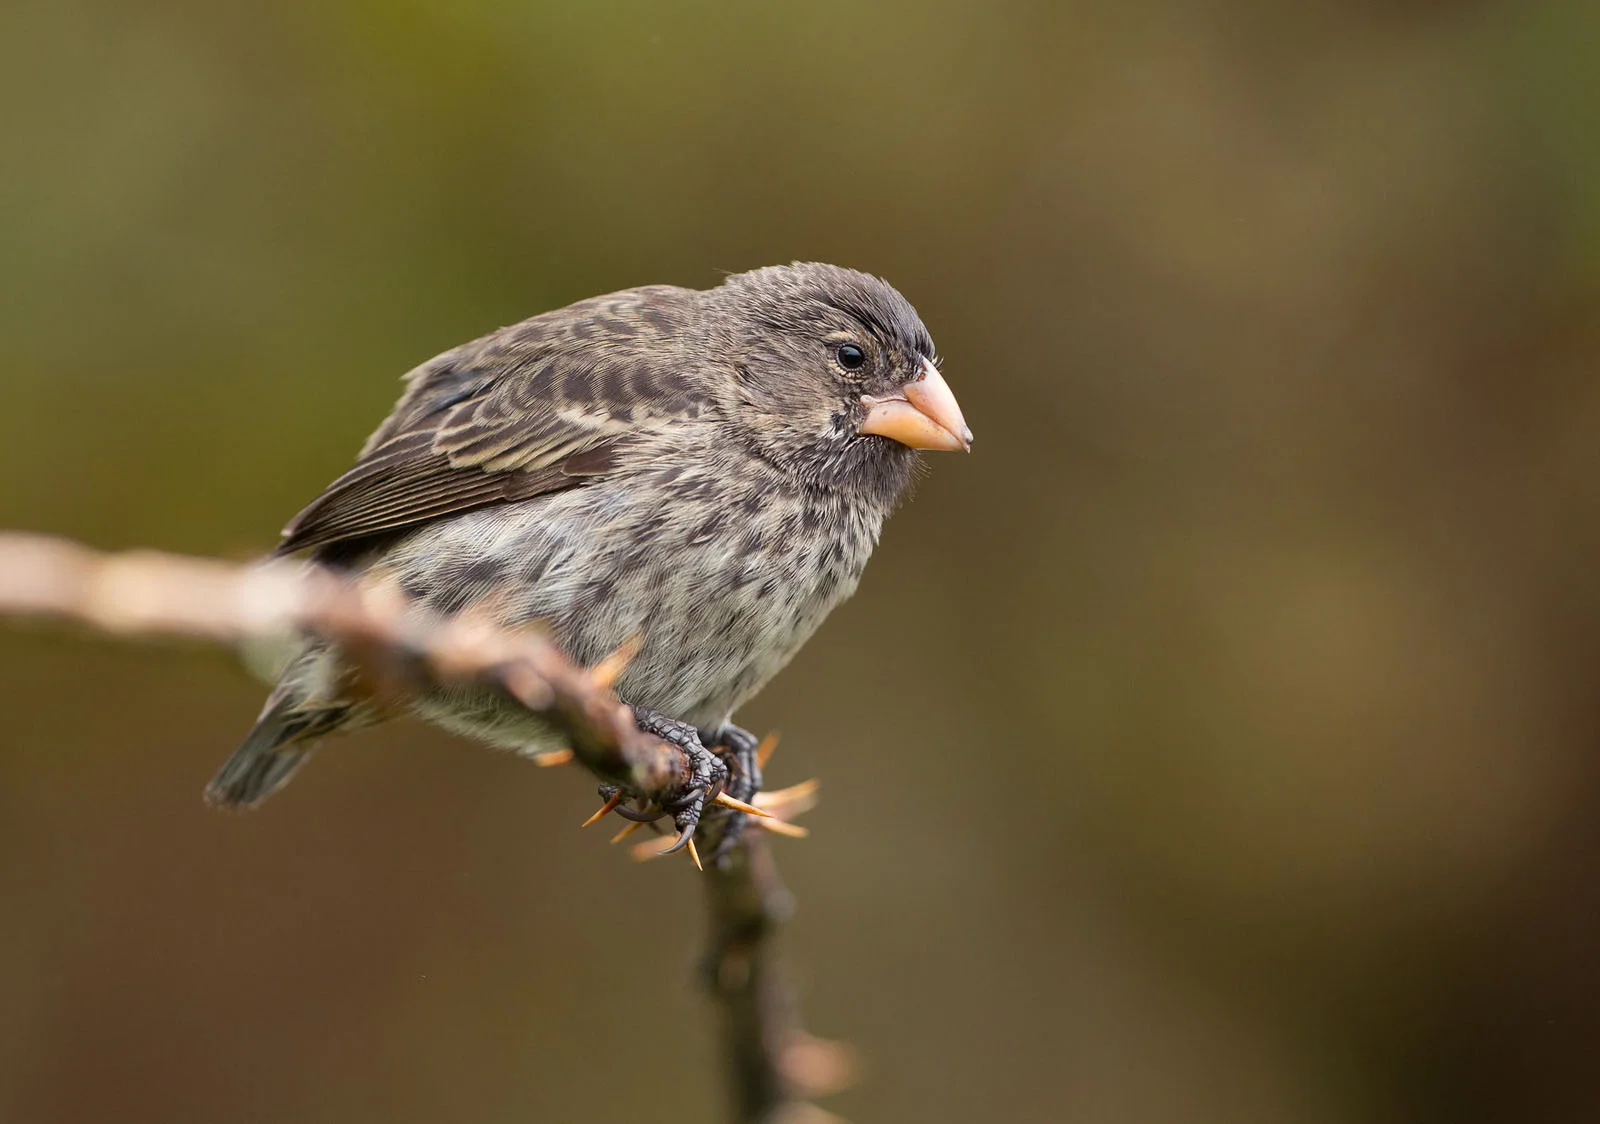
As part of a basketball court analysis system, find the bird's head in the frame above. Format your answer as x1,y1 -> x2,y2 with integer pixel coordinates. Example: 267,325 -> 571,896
709,262 -> 971,499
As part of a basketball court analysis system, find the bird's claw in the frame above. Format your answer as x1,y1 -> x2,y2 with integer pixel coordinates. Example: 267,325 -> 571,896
633,705 -> 726,854
581,711 -> 772,868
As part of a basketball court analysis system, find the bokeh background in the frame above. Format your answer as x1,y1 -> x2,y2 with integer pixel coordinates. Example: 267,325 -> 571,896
3,2 -> 1599,1121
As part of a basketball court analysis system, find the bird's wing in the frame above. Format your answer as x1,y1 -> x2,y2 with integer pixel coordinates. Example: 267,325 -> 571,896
274,285 -> 709,557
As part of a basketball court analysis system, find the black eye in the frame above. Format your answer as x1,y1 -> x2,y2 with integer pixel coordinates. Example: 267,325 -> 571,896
835,343 -> 866,371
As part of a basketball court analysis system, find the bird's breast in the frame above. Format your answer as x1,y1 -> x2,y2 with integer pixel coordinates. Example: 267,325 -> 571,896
602,475 -> 882,726
385,461 -> 887,740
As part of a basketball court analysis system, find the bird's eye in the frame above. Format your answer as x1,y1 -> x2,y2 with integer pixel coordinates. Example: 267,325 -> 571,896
835,343 -> 867,372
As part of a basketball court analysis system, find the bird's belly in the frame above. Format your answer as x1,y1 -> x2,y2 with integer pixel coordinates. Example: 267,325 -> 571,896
389,479 -> 877,750
606,527 -> 868,730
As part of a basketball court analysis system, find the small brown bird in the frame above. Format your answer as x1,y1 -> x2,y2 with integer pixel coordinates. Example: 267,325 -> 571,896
209,262 -> 970,848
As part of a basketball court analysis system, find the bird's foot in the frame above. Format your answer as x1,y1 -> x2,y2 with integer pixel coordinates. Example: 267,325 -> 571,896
584,707 -> 727,866
704,723 -> 764,863
581,714 -> 775,868
638,706 -> 730,859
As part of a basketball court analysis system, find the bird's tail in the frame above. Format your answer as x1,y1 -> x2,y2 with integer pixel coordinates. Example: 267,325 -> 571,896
205,689 -> 347,809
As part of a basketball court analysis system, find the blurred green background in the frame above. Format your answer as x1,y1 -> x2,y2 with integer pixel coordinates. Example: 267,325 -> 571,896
3,1 -> 1599,1121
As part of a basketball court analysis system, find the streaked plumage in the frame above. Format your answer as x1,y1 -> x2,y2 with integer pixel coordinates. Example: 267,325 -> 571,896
209,262 -> 969,807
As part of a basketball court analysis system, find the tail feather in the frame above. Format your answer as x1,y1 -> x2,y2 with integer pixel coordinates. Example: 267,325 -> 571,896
206,698 -> 345,809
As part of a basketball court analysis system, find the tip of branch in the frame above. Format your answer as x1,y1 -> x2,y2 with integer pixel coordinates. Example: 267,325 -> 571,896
768,1104 -> 851,1124
779,1034 -> 861,1100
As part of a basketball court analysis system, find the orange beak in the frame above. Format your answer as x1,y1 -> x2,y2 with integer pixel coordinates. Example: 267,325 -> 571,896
857,358 -> 973,452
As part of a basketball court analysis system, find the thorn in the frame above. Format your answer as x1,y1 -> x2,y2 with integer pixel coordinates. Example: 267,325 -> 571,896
588,634 -> 642,689
582,790 -> 624,827
713,791 -> 774,818
630,838 -> 668,862
754,778 -> 821,816
686,838 -> 703,871
534,749 -> 574,767
757,818 -> 809,839
756,730 -> 780,768
610,821 -> 645,844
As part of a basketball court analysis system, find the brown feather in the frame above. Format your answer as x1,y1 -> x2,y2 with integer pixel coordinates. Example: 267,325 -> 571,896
273,287 -> 706,557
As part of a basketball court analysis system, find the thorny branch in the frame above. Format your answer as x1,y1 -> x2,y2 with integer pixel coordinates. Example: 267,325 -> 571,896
0,531 -> 853,1123
706,837 -> 858,1123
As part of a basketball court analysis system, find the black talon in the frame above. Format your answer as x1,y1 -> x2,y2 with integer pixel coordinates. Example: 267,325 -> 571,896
594,782 -> 665,822
660,821 -> 697,855
611,802 -> 666,823
587,711 -> 770,866
631,705 -> 727,857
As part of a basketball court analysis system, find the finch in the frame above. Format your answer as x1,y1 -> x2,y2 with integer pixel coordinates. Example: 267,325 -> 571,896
208,262 -> 971,839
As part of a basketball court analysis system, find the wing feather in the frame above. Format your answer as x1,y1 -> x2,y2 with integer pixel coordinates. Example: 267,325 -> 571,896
274,286 -> 706,557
